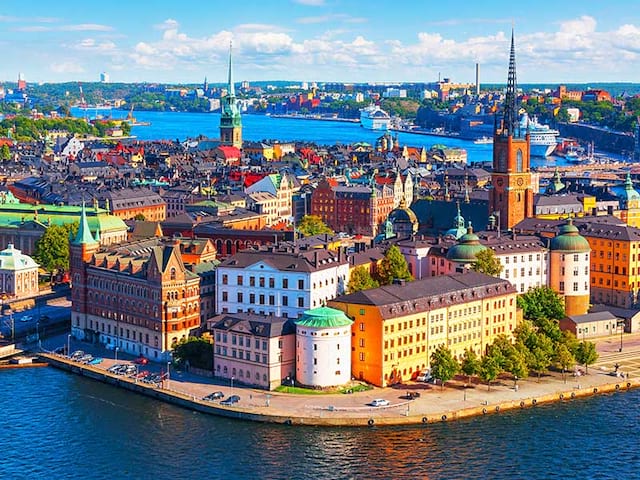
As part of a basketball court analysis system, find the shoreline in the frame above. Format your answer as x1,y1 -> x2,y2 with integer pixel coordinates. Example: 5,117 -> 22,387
38,352 -> 639,428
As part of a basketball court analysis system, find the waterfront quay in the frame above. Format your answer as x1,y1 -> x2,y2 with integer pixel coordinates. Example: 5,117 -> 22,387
38,334 -> 640,428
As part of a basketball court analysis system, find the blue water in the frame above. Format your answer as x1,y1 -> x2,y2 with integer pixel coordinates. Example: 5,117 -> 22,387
72,107 -> 575,168
0,367 -> 638,479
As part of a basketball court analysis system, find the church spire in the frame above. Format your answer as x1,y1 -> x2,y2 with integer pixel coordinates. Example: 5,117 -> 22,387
502,29 -> 519,137
227,41 -> 235,97
73,201 -> 98,245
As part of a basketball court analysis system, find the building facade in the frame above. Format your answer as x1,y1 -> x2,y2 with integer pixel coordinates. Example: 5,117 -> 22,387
330,272 -> 519,387
0,243 -> 39,299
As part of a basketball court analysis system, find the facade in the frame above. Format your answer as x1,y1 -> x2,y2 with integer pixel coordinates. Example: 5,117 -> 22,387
0,243 -> 39,299
71,210 -> 202,361
295,307 -> 353,388
97,188 -> 166,222
330,272 -> 519,387
219,44 -> 242,149
549,219 -> 591,316
216,246 -> 350,318
489,32 -> 533,230
310,179 -> 395,236
614,174 -> 640,228
559,311 -> 621,340
245,172 -> 298,226
210,312 -> 295,390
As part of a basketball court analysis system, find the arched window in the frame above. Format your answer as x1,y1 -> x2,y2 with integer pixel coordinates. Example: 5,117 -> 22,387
170,267 -> 176,281
516,149 -> 523,173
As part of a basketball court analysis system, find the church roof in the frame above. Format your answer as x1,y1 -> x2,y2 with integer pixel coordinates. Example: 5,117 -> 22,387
295,307 -> 353,329
0,243 -> 38,270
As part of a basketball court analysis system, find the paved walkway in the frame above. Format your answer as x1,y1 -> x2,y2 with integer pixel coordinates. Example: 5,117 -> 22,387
34,332 -> 640,426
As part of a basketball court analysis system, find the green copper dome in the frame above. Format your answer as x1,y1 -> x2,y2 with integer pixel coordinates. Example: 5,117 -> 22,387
295,307 -> 353,329
446,223 -> 487,263
550,218 -> 590,253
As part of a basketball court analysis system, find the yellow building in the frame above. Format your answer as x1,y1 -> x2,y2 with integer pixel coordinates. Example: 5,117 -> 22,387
329,272 -> 519,387
614,173 -> 640,228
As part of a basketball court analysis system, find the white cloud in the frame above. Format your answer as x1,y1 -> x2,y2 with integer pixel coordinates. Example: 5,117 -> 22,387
50,61 -> 85,74
293,0 -> 325,5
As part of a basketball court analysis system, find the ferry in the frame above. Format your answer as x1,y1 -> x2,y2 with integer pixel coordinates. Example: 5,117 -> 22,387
520,113 -> 559,157
473,136 -> 493,144
360,104 -> 391,130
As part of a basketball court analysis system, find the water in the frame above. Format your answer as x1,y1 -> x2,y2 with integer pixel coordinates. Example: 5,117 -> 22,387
1,367 -> 638,480
71,108 -> 576,168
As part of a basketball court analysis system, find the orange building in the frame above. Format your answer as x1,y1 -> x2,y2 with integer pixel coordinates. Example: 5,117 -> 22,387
329,272 -> 519,387
99,188 -> 166,222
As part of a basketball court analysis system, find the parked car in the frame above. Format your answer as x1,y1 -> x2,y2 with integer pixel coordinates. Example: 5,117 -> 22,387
108,364 -> 126,374
88,357 -> 103,365
133,356 -> 149,365
416,370 -> 433,383
78,354 -> 94,364
402,392 -> 421,400
124,365 -> 137,375
220,395 -> 240,406
369,399 -> 390,407
203,391 -> 225,401
70,350 -> 85,360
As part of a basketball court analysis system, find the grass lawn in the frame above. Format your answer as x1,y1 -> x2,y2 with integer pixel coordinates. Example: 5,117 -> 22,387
274,385 -> 329,395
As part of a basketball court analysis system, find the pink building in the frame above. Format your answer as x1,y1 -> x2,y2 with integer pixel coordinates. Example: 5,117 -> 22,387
209,313 -> 296,390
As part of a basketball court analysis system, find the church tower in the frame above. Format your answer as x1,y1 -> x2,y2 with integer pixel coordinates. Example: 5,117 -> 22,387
489,31 -> 533,230
70,202 -> 99,341
219,42 -> 243,149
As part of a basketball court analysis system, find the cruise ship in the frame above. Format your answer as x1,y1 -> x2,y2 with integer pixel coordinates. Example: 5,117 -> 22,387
360,104 -> 391,130
520,113 -> 559,157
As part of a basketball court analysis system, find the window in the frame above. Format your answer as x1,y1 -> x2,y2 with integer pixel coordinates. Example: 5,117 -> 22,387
359,322 -> 364,331
222,291 -> 228,302
282,279 -> 289,289
222,274 -> 228,285
259,277 -> 265,287
573,282 -> 579,292
250,276 -> 255,287
237,292 -> 243,302
516,149 -> 523,172
250,294 -> 255,304
283,296 -> 288,306
259,294 -> 265,305
298,297 -> 304,307
237,275 -> 243,286
359,352 -> 365,361
559,281 -> 565,291
269,278 -> 275,288
298,279 -> 304,290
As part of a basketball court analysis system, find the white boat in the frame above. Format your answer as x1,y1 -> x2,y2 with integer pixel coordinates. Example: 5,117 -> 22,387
360,104 -> 391,130
473,136 -> 493,144
520,113 -> 559,157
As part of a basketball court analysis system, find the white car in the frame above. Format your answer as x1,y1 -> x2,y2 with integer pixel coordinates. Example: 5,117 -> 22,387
416,370 -> 433,382
369,399 -> 390,407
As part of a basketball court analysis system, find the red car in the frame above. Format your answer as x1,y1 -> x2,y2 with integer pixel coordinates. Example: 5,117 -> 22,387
134,356 -> 149,365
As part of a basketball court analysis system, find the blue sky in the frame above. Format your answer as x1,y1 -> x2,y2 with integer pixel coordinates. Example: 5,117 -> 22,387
2,0 -> 640,84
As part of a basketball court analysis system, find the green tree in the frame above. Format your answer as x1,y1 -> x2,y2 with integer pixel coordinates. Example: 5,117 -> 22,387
575,341 -> 599,374
430,345 -> 459,389
34,224 -> 76,272
134,213 -> 146,221
172,336 -> 213,370
555,343 -> 575,383
471,248 -> 503,276
480,353 -> 501,391
376,245 -> 413,285
296,215 -> 333,237
460,348 -> 481,384
0,144 -> 10,161
528,332 -> 555,381
517,286 -> 566,322
559,330 -> 580,357
347,265 -> 379,293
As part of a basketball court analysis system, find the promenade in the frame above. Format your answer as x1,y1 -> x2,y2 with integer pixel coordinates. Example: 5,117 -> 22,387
36,332 -> 640,428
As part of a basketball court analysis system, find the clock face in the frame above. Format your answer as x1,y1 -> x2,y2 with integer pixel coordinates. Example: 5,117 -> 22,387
517,177 -> 524,186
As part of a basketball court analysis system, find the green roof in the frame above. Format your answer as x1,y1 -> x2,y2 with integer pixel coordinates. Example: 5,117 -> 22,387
446,224 -> 487,263
550,218 -> 590,253
295,307 -> 353,329
73,202 -> 98,245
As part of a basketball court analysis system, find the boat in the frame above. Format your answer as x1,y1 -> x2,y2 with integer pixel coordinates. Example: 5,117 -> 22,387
473,136 -> 493,144
125,105 -> 151,127
520,113 -> 559,157
360,104 -> 391,130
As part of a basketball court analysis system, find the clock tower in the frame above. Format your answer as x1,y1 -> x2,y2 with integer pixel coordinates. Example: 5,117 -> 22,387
219,42 -> 243,149
490,30 -> 533,230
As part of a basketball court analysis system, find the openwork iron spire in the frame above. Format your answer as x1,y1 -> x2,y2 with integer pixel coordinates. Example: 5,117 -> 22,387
502,29 -> 518,136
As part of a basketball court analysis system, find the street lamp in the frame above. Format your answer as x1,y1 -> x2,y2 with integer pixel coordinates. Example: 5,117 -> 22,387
67,334 -> 71,357
231,375 -> 234,394
166,361 -> 171,390
618,320 -> 625,352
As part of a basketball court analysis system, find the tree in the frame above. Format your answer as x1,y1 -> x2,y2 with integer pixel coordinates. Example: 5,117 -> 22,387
555,343 -> 575,383
430,345 -> 459,389
460,348 -> 480,384
134,213 -> 146,221
517,286 -> 566,323
0,144 -> 10,161
347,265 -> 379,293
34,224 -> 76,272
480,354 -> 501,391
296,215 -> 333,237
471,248 -> 503,277
172,336 -> 213,370
376,245 -> 412,285
528,333 -> 555,381
575,341 -> 599,374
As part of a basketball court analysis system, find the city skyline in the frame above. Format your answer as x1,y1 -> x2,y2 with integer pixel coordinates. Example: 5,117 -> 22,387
1,0 -> 640,85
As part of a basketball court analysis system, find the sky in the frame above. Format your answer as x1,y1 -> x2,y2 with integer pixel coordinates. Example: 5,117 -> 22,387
2,0 -> 640,85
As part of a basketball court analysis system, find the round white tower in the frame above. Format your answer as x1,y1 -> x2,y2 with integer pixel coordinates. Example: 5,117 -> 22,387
295,307 -> 353,388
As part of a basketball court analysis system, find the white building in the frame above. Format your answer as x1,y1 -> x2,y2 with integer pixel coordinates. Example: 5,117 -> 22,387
295,307 -> 353,388
245,172 -> 298,226
0,243 -> 39,299
216,246 -> 350,319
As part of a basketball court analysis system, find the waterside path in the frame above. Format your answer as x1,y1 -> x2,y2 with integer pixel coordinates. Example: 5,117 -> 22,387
37,339 -> 640,428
